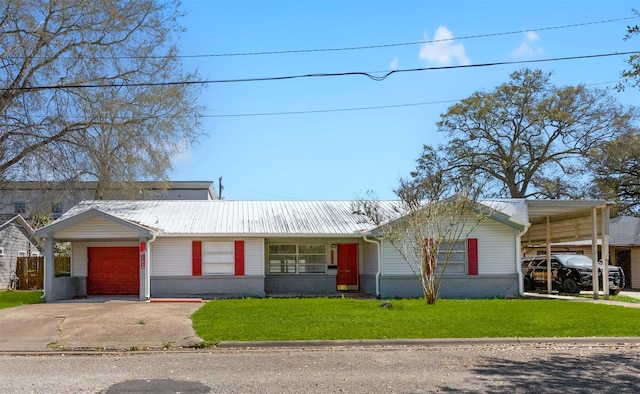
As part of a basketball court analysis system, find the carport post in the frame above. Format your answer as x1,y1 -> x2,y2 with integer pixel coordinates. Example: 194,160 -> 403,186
602,205 -> 610,300
546,216 -> 552,294
591,207 -> 599,300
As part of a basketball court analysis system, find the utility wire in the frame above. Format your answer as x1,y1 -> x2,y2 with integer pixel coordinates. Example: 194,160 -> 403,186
192,17 -> 637,58
6,16 -> 635,61
5,50 -> 639,91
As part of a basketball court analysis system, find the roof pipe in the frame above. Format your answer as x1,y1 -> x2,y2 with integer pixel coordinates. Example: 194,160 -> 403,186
363,235 -> 381,298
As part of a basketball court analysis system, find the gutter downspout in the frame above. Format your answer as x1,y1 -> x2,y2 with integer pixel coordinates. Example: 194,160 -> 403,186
363,235 -> 381,298
145,234 -> 157,300
516,226 -> 530,297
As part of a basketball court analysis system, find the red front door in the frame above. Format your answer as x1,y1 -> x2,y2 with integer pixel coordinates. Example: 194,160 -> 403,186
337,243 -> 359,291
87,247 -> 139,295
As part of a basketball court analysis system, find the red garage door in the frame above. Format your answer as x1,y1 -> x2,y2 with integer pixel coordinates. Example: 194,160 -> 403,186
88,247 -> 139,295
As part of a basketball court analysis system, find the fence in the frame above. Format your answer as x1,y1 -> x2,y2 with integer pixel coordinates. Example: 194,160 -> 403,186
15,256 -> 71,290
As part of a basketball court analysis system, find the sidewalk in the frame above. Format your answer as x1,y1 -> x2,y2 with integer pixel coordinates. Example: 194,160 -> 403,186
524,290 -> 640,308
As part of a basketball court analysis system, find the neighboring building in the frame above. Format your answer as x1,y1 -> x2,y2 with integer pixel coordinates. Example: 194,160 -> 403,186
0,180 -> 216,288
34,198 -> 613,301
0,215 -> 40,288
0,181 -> 218,221
525,215 -> 640,289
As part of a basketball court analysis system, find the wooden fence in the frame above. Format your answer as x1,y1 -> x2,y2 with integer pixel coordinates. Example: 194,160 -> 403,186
15,256 -> 71,290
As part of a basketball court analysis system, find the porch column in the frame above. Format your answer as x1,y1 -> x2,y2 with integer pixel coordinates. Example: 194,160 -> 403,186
42,238 -> 55,302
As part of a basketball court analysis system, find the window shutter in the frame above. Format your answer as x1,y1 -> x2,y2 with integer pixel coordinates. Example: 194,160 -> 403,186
234,240 -> 245,276
467,238 -> 478,275
192,241 -> 202,276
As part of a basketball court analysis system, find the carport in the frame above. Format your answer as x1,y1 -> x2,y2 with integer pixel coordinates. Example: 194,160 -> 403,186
520,200 -> 613,298
35,209 -> 157,302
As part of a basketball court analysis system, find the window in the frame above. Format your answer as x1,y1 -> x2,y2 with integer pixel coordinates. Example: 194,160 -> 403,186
52,202 -> 63,217
268,244 -> 327,274
14,202 -> 26,214
17,251 -> 27,257
202,242 -> 234,275
0,247 -> 4,257
436,240 -> 467,274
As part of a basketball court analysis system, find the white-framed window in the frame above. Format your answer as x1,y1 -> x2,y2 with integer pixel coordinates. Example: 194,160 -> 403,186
17,251 -> 27,257
268,244 -> 327,274
202,242 -> 234,275
14,202 -> 26,214
52,202 -> 63,218
0,247 -> 4,257
434,240 -> 467,274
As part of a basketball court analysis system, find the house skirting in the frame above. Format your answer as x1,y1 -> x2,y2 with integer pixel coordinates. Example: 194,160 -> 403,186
265,274 -> 339,295
47,276 -> 86,301
151,276 -> 266,298
378,274 -> 519,299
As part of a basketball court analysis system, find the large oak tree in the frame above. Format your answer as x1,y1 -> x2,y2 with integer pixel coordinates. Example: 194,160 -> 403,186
415,68 -> 636,199
0,0 -> 202,199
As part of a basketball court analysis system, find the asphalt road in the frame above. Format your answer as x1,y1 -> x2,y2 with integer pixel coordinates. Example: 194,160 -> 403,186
1,343 -> 639,393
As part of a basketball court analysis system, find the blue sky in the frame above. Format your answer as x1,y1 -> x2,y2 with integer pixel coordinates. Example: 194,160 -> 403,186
170,0 -> 639,200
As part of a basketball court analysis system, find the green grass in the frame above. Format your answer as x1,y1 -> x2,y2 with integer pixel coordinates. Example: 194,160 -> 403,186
0,290 -> 45,309
192,298 -> 640,343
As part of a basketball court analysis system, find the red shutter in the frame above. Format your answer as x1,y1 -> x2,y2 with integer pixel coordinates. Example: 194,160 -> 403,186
234,240 -> 245,276
424,238 -> 435,275
192,241 -> 202,276
467,238 -> 478,275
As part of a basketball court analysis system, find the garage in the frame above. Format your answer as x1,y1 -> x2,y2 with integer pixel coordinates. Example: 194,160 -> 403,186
87,247 -> 139,295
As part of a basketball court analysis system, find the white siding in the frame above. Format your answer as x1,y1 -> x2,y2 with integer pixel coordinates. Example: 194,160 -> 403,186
149,237 -> 265,277
362,240 -> 378,275
56,216 -> 140,240
382,240 -> 408,275
244,238 -> 264,276
381,218 -> 518,276
72,241 -> 139,277
150,238 -> 192,276
469,220 -> 518,275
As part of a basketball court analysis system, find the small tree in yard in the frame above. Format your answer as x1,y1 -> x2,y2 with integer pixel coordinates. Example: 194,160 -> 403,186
353,158 -> 485,304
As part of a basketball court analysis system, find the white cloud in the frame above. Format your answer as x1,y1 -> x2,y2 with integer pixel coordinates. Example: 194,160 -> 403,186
419,26 -> 470,66
390,57 -> 398,70
510,31 -> 543,58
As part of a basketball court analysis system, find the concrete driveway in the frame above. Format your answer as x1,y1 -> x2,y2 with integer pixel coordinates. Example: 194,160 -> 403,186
0,298 -> 204,352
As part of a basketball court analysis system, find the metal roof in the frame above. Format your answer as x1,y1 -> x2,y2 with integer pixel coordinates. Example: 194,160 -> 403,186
59,200 -> 403,236
55,199 -> 532,237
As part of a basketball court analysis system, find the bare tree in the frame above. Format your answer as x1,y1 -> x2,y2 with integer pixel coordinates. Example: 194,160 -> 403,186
0,0 -> 202,196
353,161 -> 485,304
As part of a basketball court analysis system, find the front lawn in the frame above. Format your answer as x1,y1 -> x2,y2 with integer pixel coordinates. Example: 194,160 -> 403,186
192,298 -> 640,343
0,290 -> 44,309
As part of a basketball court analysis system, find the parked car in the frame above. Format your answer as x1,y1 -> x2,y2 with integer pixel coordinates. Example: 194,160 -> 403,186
522,254 -> 625,295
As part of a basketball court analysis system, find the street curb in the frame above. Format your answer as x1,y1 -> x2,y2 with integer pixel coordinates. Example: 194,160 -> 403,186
1,337 -> 638,356
215,337 -> 640,349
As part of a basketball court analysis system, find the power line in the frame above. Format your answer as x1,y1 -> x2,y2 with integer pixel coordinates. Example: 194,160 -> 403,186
6,16 -> 635,61
207,81 -> 624,118
5,50 -> 638,91
188,17 -> 637,58
209,100 -> 460,118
